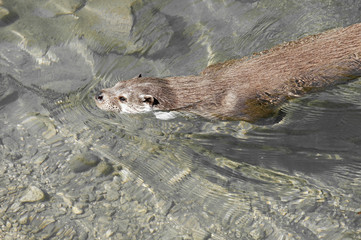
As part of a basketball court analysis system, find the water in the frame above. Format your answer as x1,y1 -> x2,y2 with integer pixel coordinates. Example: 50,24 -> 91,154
1,0 -> 361,239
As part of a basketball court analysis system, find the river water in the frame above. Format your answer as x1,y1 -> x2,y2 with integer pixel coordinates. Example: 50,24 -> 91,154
0,0 -> 361,239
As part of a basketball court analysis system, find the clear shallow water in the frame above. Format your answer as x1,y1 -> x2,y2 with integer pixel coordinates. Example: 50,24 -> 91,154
1,0 -> 361,239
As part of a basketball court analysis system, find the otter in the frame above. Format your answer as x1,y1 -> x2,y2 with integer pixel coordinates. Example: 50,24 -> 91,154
95,23 -> 361,122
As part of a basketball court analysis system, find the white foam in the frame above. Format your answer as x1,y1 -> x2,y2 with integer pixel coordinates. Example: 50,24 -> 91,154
154,111 -> 178,120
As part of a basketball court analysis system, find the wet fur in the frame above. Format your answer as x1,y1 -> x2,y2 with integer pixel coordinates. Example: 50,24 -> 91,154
96,23 -> 361,122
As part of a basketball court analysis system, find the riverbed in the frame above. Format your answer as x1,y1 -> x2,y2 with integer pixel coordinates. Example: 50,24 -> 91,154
0,0 -> 361,239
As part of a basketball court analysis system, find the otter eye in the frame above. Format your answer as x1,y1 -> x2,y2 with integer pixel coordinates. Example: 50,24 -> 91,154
119,96 -> 127,102
96,92 -> 103,101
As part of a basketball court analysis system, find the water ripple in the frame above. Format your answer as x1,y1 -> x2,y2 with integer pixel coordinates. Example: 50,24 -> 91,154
3,0 -> 360,238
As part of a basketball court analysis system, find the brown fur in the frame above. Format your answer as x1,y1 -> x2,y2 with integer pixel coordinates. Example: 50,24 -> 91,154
96,23 -> 361,122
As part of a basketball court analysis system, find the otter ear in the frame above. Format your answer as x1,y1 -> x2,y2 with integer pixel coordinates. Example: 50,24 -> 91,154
133,74 -> 142,79
142,95 -> 159,106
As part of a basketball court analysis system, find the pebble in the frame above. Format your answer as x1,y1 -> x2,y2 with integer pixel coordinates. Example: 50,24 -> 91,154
33,154 -> 48,165
0,7 -> 9,19
105,229 -> 114,238
54,207 -> 67,217
20,186 -> 46,203
9,201 -> 22,212
148,215 -> 155,223
2,136 -> 19,152
0,187 -> 7,197
38,217 -> 55,230
104,182 -> 120,201
117,219 -> 130,233
57,192 -> 73,207
72,205 -> 83,215
95,161 -> 114,177
74,202 -> 86,214
88,193 -> 96,202
69,153 -> 100,173
78,231 -> 88,240
95,190 -> 104,201
105,189 -> 120,202
6,221 -> 11,230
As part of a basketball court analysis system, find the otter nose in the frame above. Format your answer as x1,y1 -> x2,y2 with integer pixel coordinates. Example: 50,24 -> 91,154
95,92 -> 104,102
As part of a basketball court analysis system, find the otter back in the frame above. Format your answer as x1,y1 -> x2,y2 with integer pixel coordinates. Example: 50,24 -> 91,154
95,23 -> 361,122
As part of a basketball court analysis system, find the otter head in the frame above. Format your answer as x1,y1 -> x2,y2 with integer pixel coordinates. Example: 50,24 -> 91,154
95,76 -> 167,114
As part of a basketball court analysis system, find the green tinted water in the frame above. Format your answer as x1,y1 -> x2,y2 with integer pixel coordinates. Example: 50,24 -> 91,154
1,0 -> 361,239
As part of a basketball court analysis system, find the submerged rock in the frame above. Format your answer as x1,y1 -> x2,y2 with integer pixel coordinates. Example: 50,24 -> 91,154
0,6 -> 18,27
19,214 -> 29,225
95,161 -> 114,177
72,203 -> 84,215
0,7 -> 9,20
20,186 -> 46,203
69,153 -> 100,173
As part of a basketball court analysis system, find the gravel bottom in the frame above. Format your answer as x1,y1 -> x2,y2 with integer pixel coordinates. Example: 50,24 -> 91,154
0,117 -> 206,240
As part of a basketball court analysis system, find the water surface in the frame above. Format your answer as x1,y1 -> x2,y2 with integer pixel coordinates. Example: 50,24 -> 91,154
0,0 -> 361,239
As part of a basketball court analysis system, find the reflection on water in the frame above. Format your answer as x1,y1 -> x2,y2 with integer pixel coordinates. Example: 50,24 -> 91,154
1,0 -> 361,239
